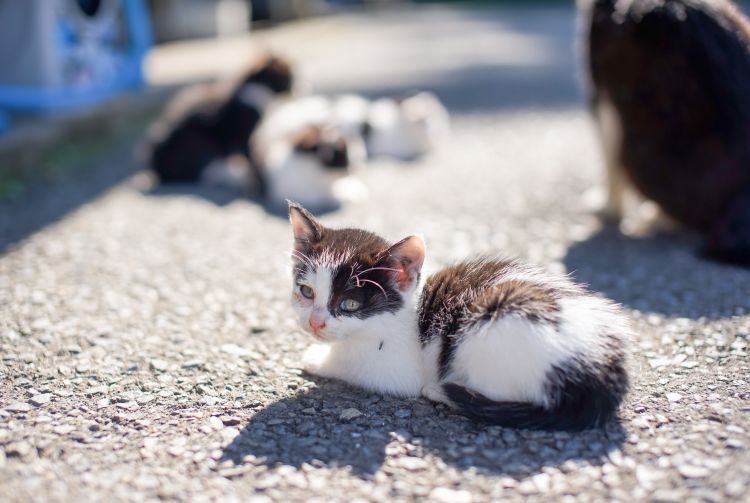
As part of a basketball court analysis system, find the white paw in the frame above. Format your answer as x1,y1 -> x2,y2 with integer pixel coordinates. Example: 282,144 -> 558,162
421,383 -> 450,405
302,344 -> 331,376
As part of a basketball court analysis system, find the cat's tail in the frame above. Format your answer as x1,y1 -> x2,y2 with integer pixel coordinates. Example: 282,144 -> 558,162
443,383 -> 618,432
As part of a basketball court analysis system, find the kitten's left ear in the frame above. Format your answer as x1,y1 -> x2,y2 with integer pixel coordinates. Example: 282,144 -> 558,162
383,235 -> 426,292
288,201 -> 324,246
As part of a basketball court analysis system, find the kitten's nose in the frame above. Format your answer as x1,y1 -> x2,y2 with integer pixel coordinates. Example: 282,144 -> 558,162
309,316 -> 326,334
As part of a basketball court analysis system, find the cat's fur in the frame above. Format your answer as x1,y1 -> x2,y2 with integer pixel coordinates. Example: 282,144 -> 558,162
333,92 -> 450,161
262,125 -> 366,211
289,203 -> 631,430
145,54 -> 293,193
582,0 -> 750,266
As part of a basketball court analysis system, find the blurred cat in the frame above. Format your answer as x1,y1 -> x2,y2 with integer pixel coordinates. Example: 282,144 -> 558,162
582,0 -> 750,266
145,54 -> 294,194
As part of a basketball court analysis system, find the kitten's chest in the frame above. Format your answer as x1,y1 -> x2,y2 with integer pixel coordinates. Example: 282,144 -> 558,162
333,336 -> 424,397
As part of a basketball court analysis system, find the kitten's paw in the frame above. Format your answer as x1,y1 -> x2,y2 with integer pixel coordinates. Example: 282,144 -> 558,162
421,383 -> 451,405
302,344 -> 332,377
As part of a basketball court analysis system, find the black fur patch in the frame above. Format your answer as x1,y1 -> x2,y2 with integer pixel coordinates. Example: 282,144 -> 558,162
587,0 -> 750,262
150,55 -> 293,188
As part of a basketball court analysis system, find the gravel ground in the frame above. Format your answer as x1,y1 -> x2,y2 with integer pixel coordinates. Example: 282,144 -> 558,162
2,5 -> 749,502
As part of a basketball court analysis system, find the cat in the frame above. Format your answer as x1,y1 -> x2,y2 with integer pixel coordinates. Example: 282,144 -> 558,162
288,202 -> 631,431
582,0 -> 750,266
145,54 -> 294,194
259,125 -> 366,212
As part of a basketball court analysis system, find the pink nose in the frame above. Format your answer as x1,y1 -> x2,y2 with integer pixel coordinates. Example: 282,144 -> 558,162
309,317 -> 326,333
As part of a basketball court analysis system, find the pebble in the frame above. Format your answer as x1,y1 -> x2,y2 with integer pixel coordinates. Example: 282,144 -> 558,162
666,393 -> 683,403
5,402 -> 32,413
150,359 -> 168,371
339,408 -> 362,421
394,408 -> 412,419
29,393 -> 52,406
396,456 -> 427,471
677,465 -> 710,479
5,441 -> 32,458
428,488 -> 472,503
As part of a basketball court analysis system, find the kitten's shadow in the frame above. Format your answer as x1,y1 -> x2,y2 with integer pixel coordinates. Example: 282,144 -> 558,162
221,379 -> 625,477
564,227 -> 750,319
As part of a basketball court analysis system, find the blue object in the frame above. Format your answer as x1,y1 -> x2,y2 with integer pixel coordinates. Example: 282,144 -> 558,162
0,111 -> 8,135
0,0 -> 152,113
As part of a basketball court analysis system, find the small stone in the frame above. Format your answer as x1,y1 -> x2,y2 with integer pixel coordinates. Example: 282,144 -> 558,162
221,416 -> 242,426
29,394 -> 52,406
221,344 -> 250,357
5,402 -> 31,413
666,393 -> 682,403
677,465 -> 710,479
182,359 -> 204,369
397,457 -> 427,470
517,480 -> 538,495
428,487 -> 472,503
64,344 -> 82,354
5,441 -> 32,458
394,408 -> 412,419
150,359 -> 168,371
339,408 -> 362,421
208,416 -> 224,430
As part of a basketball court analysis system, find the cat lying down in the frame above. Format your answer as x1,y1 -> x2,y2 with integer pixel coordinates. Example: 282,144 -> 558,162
288,202 -> 631,431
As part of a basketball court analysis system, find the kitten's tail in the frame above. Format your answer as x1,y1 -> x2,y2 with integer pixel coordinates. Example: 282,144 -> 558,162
443,383 -> 616,432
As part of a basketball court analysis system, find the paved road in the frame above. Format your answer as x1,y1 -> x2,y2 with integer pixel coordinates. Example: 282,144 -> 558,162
2,5 -> 749,502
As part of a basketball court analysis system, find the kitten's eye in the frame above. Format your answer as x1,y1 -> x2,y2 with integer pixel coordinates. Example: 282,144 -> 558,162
300,285 -> 314,299
340,299 -> 361,312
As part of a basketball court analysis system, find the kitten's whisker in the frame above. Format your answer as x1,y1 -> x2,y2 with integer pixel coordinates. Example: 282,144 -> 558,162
353,267 -> 401,277
290,249 -> 314,267
357,279 -> 388,299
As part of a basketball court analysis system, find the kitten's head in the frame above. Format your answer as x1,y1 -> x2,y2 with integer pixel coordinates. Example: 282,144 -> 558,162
288,202 -> 425,342
292,126 -> 364,173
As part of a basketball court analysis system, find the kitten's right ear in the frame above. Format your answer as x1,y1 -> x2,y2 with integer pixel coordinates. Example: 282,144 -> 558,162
288,200 -> 324,246
383,235 -> 426,292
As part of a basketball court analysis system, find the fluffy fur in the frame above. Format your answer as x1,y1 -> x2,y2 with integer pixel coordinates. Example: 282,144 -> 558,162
583,0 -> 750,265
288,203 -> 631,431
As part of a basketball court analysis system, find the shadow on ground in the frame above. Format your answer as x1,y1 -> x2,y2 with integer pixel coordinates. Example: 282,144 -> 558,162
0,142 -> 138,254
564,227 -> 750,319
222,380 -> 625,477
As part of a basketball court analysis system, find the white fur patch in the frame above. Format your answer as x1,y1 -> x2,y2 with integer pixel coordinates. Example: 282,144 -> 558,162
443,292 -> 628,409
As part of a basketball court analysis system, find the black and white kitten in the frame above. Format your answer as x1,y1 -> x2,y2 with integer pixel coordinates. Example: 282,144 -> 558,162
289,203 -> 630,430
145,54 -> 293,192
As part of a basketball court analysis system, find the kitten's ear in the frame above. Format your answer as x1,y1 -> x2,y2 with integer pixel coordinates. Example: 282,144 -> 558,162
288,201 -> 324,246
383,235 -> 426,292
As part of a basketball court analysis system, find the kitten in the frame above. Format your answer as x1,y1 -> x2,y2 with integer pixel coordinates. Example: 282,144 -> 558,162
145,54 -> 293,193
264,126 -> 366,211
582,0 -> 750,266
289,203 -> 631,430
253,99 -> 367,211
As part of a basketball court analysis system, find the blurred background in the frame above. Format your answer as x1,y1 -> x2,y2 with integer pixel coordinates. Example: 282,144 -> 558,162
0,0 -> 575,201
